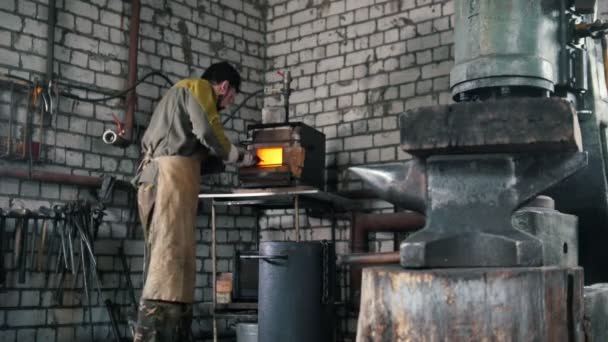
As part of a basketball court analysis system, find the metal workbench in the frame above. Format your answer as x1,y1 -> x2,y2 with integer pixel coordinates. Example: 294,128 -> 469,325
198,186 -> 356,342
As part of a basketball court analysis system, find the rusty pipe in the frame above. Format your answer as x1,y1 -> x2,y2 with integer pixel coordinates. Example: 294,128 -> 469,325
124,0 -> 140,143
283,70 -> 291,123
104,0 -> 140,147
351,212 -> 425,254
0,167 -> 131,189
349,211 -> 425,307
338,251 -> 400,265
46,0 -> 56,82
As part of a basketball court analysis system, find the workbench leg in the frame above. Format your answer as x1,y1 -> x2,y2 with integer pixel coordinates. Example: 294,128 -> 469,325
212,200 -> 217,342
294,195 -> 300,242
331,209 -> 336,246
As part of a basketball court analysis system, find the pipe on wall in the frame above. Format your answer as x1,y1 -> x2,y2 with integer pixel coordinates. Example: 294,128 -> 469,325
349,212 -> 425,306
0,0 -> 133,194
0,167 -> 132,189
338,251 -> 400,265
46,0 -> 56,82
351,212 -> 425,253
102,0 -> 141,147
124,0 -> 140,143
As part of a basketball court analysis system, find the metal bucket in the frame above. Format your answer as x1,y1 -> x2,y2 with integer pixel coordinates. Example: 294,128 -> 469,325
258,241 -> 335,342
236,323 -> 258,342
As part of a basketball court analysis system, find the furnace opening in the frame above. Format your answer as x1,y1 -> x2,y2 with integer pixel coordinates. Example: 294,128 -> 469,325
256,147 -> 283,167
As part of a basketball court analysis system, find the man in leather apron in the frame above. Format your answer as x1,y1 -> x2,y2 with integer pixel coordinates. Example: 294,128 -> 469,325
131,62 -> 257,341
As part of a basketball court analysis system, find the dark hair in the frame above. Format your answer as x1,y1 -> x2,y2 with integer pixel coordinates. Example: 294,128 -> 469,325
201,61 -> 241,93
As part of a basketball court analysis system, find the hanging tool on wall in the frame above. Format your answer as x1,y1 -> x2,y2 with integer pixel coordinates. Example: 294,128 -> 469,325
37,83 -> 50,162
1,200 -> 118,338
105,298 -> 130,342
50,80 -> 59,162
10,208 -> 31,284
37,219 -> 48,272
117,246 -> 138,339
7,81 -> 31,160
119,246 -> 138,313
0,201 -> 106,283
38,206 -> 57,286
80,236 -> 94,341
28,215 -> 37,271
33,83 -> 49,162
3,81 -> 15,157
23,83 -> 36,160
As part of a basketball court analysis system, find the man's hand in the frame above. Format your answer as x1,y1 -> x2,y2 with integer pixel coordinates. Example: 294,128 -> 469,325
226,145 -> 259,166
237,149 -> 260,167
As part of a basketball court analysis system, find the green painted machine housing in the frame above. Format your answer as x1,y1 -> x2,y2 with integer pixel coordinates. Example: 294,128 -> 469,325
450,0 -> 564,96
546,39 -> 608,284
447,0 -> 608,283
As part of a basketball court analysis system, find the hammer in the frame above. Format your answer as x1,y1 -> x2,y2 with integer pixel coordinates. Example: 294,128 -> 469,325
10,208 -> 31,283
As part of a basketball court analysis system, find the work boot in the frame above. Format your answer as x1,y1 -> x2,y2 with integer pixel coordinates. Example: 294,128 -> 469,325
133,299 -> 193,342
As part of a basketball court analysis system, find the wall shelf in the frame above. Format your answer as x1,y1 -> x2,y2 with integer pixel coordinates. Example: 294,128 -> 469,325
199,185 -> 358,210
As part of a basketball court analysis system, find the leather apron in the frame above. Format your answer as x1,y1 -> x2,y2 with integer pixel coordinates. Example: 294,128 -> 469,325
138,155 -> 201,303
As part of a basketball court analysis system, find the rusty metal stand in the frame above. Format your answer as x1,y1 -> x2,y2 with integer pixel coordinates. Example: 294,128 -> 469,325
200,186 -> 355,342
294,195 -> 300,242
211,199 -> 217,342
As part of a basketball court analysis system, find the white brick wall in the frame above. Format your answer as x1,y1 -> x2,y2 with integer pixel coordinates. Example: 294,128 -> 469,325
0,0 -> 265,340
0,0 -> 470,339
266,0 -> 454,172
264,1 -> 455,338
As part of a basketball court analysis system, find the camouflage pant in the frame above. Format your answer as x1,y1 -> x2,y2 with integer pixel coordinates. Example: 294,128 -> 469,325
133,299 -> 193,342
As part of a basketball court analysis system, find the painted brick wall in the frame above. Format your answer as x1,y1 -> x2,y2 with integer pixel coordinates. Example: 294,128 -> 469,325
262,0 -> 454,339
1,0 -> 605,341
264,0 -> 453,187
0,0 -> 265,341
262,0 -> 608,339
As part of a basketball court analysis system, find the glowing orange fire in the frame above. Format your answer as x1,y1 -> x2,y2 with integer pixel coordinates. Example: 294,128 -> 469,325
256,147 -> 283,166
